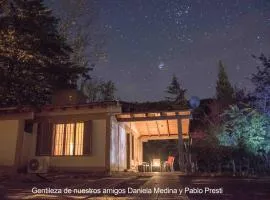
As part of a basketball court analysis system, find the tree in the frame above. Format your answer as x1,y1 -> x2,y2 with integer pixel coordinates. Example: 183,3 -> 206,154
193,99 -> 228,173
165,74 -> 187,105
216,60 -> 234,105
250,55 -> 270,171
0,0 -> 88,107
219,104 -> 270,173
251,54 -> 270,116
233,86 -> 249,105
49,0 -> 107,84
81,78 -> 102,102
81,78 -> 116,102
0,0 -> 8,14
100,80 -> 117,101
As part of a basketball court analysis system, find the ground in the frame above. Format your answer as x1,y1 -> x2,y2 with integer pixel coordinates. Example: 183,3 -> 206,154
1,172 -> 270,199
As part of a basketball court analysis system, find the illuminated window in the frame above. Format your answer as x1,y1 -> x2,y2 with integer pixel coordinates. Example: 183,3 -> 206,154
53,122 -> 84,156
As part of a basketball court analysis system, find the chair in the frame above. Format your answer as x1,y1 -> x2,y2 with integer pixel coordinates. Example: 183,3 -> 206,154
167,156 -> 175,172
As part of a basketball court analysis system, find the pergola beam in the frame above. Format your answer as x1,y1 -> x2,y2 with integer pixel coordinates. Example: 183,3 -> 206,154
166,120 -> 170,136
139,133 -> 189,138
139,134 -> 189,141
116,115 -> 190,122
155,121 -> 160,136
145,121 -> 151,136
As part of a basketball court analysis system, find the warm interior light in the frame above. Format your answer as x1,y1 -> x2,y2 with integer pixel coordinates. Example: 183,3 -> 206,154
152,158 -> 160,167
53,122 -> 84,156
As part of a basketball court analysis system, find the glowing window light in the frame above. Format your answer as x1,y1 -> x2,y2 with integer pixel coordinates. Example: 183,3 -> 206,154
53,122 -> 84,156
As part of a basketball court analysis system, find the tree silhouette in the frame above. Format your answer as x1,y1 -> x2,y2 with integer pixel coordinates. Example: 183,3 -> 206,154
216,60 -> 234,105
0,0 -> 89,107
165,74 -> 187,105
251,54 -> 270,116
81,78 -> 117,102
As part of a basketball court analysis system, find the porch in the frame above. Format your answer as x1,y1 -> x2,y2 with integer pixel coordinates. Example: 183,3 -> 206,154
111,110 -> 191,172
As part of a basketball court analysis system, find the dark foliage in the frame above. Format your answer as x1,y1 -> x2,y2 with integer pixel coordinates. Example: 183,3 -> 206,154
251,54 -> 270,116
216,60 -> 234,106
165,74 -> 187,106
0,0 -> 89,107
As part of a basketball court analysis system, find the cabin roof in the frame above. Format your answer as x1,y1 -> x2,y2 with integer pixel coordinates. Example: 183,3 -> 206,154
0,101 -> 119,114
0,99 -> 215,117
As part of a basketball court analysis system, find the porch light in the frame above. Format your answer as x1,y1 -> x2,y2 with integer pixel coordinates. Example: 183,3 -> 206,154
152,159 -> 161,167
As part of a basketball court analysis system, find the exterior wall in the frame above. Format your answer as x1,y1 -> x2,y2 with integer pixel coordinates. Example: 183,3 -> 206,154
38,120 -> 107,171
20,131 -> 33,167
0,120 -> 19,167
19,123 -> 37,168
32,105 -> 121,172
133,136 -> 143,167
118,124 -> 127,170
110,117 -> 127,171
110,117 -> 119,171
129,134 -> 135,170
0,105 -> 122,173
125,124 -> 138,170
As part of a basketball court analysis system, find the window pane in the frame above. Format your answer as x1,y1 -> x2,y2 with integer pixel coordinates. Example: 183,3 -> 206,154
52,122 -> 84,156
53,124 -> 64,156
75,122 -> 84,155
64,123 -> 75,156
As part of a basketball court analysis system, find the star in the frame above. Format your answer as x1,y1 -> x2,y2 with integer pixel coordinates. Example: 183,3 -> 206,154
55,0 -> 270,101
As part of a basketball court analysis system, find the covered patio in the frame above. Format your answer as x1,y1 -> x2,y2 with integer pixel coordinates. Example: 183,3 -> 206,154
115,110 -> 191,171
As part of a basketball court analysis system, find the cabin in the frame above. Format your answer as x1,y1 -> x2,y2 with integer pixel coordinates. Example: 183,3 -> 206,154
0,90 -> 191,174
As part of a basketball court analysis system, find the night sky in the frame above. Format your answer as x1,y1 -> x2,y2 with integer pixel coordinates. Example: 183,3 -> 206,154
48,0 -> 270,102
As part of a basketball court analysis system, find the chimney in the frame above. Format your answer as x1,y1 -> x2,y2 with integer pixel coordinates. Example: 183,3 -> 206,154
51,89 -> 87,105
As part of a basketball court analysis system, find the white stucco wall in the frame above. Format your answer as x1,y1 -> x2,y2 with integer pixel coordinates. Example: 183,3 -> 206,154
0,105 -> 121,172
119,125 -> 127,170
0,120 -> 19,166
20,130 -> 35,168
110,118 -> 127,171
110,117 -> 119,171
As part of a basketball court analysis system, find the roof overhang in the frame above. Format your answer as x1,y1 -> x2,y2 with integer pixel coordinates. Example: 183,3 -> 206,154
116,110 -> 191,122
0,101 -> 122,119
116,110 -> 191,140
0,107 -> 34,120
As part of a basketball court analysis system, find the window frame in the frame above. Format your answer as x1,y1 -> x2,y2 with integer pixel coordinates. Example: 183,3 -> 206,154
36,119 -> 92,157
52,122 -> 85,157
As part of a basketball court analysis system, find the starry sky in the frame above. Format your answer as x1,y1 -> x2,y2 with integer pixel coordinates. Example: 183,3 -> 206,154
47,0 -> 270,102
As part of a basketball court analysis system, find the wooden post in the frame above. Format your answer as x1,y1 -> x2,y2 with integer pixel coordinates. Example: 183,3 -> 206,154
177,117 -> 184,171
138,139 -> 143,165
